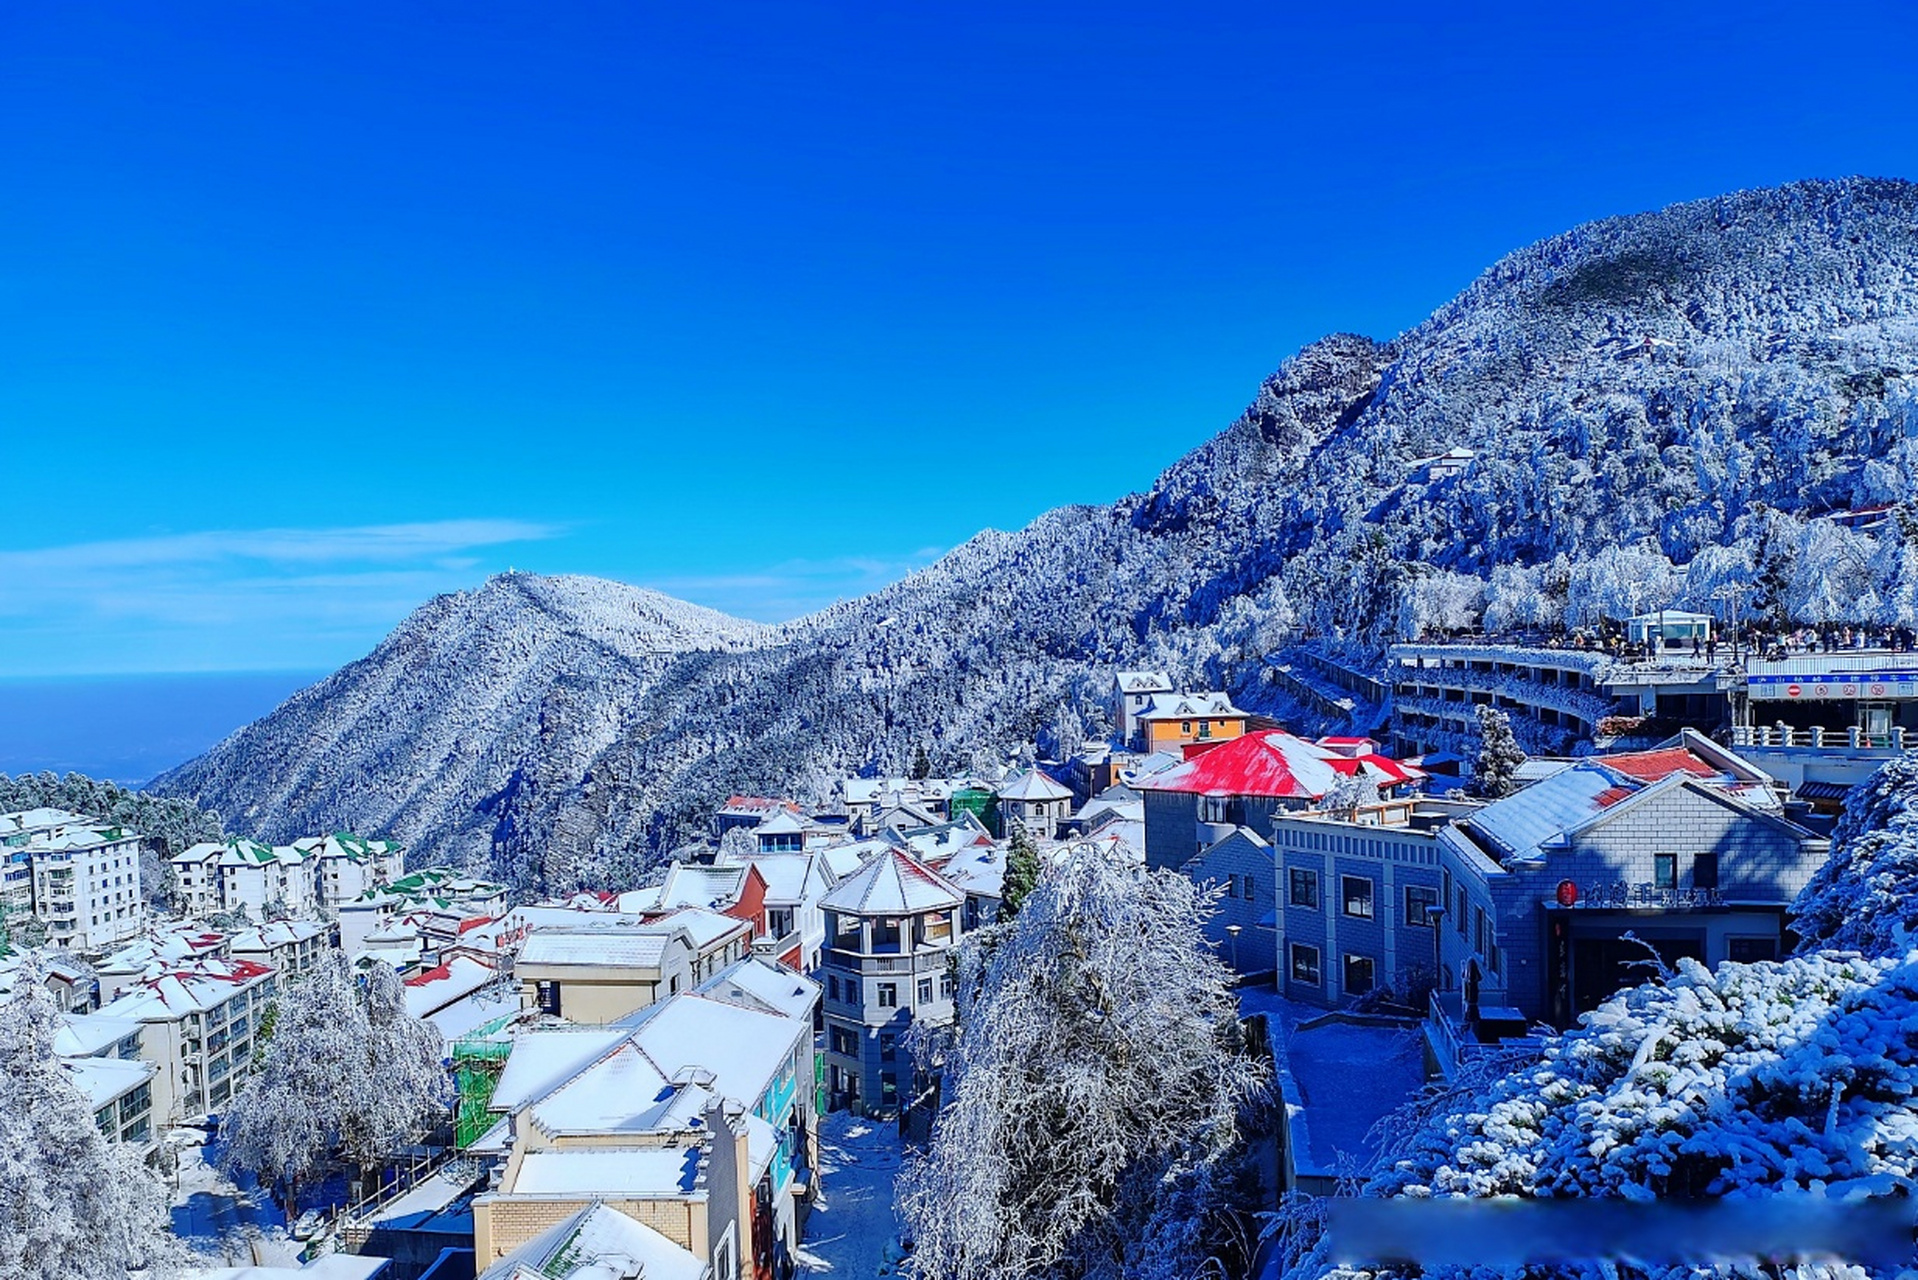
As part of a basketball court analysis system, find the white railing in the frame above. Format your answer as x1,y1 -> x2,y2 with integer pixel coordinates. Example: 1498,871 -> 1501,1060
1731,725 -> 1909,752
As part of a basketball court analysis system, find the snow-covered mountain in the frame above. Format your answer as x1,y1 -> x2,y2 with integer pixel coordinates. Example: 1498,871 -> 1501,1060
157,178 -> 1918,885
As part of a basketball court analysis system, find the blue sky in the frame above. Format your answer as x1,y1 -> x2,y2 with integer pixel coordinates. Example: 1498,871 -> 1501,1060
4,1 -> 1917,675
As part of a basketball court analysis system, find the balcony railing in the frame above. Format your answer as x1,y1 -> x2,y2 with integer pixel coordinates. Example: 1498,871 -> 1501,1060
1425,991 -> 1546,1080
1731,724 -> 1910,752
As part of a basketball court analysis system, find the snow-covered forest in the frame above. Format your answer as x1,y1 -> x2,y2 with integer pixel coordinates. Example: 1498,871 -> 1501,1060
156,179 -> 1918,889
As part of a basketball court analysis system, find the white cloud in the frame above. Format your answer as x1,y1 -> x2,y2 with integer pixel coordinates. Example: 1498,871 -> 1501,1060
0,519 -> 564,675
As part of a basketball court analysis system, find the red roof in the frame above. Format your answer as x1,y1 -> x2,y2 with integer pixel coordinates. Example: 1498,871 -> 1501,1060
1597,748 -> 1719,784
1139,730 -> 1345,799
1594,786 -> 1637,808
456,914 -> 497,935
406,962 -> 454,987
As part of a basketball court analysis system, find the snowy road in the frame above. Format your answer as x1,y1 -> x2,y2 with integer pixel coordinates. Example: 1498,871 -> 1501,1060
797,1110 -> 908,1277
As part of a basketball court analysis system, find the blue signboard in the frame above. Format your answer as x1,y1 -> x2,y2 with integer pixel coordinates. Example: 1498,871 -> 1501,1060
1748,671 -> 1918,701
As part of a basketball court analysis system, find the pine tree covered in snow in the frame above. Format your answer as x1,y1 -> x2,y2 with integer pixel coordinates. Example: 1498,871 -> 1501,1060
222,955 -> 447,1201
899,842 -> 1267,1280
1469,704 -> 1526,798
1791,750 -> 1918,955
998,826 -> 1040,920
0,963 -> 181,1279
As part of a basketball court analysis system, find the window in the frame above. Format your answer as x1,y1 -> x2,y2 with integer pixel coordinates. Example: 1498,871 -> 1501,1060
918,977 -> 934,1004
1181,721 -> 1192,734
1653,853 -> 1678,890
1242,873 -> 1257,901
1455,886 -> 1469,935
829,1026 -> 858,1056
1405,885 -> 1439,927
1289,943 -> 1322,986
877,983 -> 898,1008
1692,852 -> 1719,889
1224,872 -> 1238,897
1728,936 -> 1777,962
940,972 -> 955,998
1343,954 -> 1375,996
1474,906 -> 1488,956
1341,875 -> 1374,920
879,1032 -> 896,1061
827,976 -> 840,1001
1288,868 -> 1320,909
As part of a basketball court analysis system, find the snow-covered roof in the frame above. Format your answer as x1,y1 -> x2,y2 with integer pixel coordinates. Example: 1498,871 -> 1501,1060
819,848 -> 962,916
530,1042 -> 676,1133
651,864 -> 751,911
100,957 -> 276,1021
403,954 -> 500,1019
1136,691 -> 1245,721
191,1258 -> 392,1280
1115,670 -> 1173,692
996,769 -> 1073,802
426,985 -> 520,1042
513,1148 -> 702,1197
696,956 -> 821,1022
64,1054 -> 154,1109
887,814 -> 993,863
1135,730 -> 1348,800
230,920 -> 327,952
490,1029 -> 632,1112
753,808 -> 814,836
519,930 -> 677,970
55,1012 -> 145,1057
477,1202 -> 703,1280
0,806 -> 92,834
935,841 -> 1004,900
648,906 -> 750,951
629,994 -> 806,1106
723,853 -> 817,904
1460,762 -> 1636,864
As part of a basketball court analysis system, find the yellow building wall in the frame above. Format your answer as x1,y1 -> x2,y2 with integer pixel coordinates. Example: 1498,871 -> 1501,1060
1145,717 -> 1247,750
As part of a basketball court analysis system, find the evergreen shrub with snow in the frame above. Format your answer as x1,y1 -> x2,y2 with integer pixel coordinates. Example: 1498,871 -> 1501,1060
1791,750 -> 1918,955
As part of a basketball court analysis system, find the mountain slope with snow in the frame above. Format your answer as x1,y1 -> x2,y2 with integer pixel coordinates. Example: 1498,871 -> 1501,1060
158,179 -> 1918,884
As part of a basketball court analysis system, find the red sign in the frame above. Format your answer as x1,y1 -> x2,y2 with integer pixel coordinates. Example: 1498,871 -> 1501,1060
1556,879 -> 1579,907
1786,684 -> 1802,698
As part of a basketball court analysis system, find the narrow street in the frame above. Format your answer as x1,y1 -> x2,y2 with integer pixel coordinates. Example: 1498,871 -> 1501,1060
797,1111 -> 909,1277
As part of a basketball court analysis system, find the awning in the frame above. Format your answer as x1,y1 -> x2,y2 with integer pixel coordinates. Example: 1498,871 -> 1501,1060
1796,781 -> 1854,802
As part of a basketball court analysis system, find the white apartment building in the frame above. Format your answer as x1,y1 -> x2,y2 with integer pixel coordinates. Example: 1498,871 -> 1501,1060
294,832 -> 406,913
98,956 -> 279,1123
171,838 -> 318,919
1,808 -> 93,919
28,821 -> 146,952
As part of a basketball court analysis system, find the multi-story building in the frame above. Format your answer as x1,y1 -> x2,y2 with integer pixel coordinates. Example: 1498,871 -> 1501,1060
295,832 -> 406,914
1385,641 -> 1733,759
216,840 -> 316,918
97,956 -> 278,1123
473,958 -> 820,1280
1132,691 -> 1250,752
1267,795 -> 1479,1007
819,848 -> 963,1114
1,808 -> 92,919
1427,755 -> 1827,1067
229,918 -> 331,978
994,769 -> 1074,841
1111,670 -> 1174,745
28,820 -> 146,952
713,851 -> 835,972
70,1056 -> 159,1155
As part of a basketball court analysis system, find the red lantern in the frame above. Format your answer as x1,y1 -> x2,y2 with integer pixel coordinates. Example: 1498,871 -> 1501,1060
1556,879 -> 1579,907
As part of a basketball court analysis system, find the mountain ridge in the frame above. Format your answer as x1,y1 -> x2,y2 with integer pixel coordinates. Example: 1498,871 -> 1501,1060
157,177 -> 1918,886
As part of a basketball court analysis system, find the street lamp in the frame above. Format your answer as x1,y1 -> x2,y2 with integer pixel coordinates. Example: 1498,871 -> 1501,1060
1427,908 -> 1446,1010
1225,922 -> 1242,973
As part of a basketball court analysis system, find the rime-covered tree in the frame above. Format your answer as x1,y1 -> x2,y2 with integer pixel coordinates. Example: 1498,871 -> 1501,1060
223,955 -> 447,1202
1470,704 -> 1526,799
1791,750 -> 1918,956
0,964 -> 180,1279
911,744 -> 933,780
343,962 -> 448,1167
899,842 -> 1267,1280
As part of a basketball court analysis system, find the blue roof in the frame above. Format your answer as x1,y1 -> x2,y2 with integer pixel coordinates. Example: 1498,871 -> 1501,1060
1464,762 -> 1636,864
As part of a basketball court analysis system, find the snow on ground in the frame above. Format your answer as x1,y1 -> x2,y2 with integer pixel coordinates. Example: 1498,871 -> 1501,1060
170,1144 -> 305,1266
797,1110 -> 908,1277
1284,1018 -> 1424,1172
